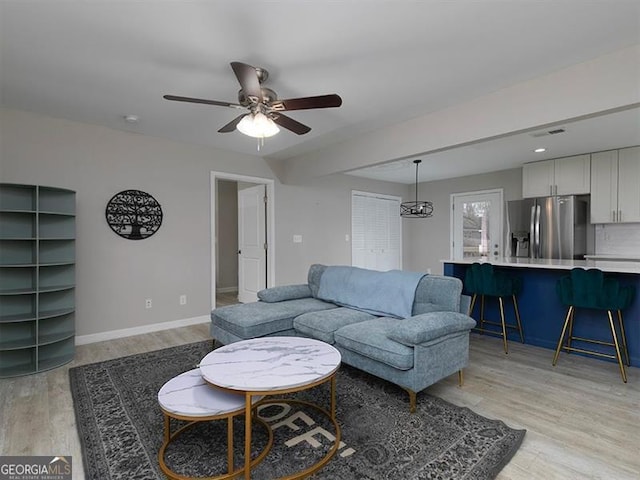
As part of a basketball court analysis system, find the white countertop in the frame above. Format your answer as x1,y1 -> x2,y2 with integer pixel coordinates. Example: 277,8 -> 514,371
442,257 -> 640,274
584,254 -> 640,261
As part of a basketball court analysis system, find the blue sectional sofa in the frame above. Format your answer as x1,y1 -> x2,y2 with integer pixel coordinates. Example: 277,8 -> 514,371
211,264 -> 476,411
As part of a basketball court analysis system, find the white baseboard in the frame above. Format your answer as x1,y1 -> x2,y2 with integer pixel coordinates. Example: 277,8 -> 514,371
75,315 -> 210,346
216,286 -> 238,293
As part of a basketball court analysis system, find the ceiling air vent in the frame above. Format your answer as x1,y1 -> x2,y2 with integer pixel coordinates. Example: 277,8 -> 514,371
530,127 -> 566,138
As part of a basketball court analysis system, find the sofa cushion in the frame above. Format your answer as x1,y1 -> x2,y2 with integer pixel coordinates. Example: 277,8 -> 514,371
294,307 -> 376,344
307,264 -> 327,298
387,312 -> 476,346
412,275 -> 462,314
334,318 -> 414,370
212,298 -> 336,339
258,284 -> 311,303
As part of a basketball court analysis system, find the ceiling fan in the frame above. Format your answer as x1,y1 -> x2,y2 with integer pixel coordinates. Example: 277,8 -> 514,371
163,62 -> 342,138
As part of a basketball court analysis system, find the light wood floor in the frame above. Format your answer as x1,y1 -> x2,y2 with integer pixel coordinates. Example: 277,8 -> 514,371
0,325 -> 638,480
216,290 -> 240,307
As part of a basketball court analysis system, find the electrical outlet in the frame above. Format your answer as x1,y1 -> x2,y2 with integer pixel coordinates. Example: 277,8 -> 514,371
179,294 -> 187,305
145,298 -> 152,309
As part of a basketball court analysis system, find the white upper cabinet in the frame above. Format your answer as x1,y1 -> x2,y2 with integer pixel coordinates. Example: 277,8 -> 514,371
592,147 -> 640,223
590,150 -> 618,223
617,147 -> 640,223
522,160 -> 555,198
522,154 -> 591,198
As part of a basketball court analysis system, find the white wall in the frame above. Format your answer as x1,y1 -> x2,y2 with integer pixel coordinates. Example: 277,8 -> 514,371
0,108 -> 411,337
1,108 -> 276,337
273,174 -> 409,283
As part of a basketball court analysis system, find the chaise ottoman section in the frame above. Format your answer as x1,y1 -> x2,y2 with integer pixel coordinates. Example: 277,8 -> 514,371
212,298 -> 336,340
334,318 -> 414,370
294,307 -> 376,344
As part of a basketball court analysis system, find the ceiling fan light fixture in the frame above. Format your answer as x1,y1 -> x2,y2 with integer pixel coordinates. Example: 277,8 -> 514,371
237,112 -> 280,138
400,159 -> 434,218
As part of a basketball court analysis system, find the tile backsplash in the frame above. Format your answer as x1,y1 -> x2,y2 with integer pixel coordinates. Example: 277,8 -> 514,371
595,223 -> 640,255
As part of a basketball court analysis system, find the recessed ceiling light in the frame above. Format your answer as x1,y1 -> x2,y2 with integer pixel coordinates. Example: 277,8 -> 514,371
124,115 -> 139,124
534,148 -> 546,153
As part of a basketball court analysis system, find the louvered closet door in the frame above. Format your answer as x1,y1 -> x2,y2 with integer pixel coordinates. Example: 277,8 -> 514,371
351,191 -> 402,271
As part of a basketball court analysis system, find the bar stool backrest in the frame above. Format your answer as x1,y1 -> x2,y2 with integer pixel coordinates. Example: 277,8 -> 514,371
465,263 -> 520,297
557,268 -> 634,311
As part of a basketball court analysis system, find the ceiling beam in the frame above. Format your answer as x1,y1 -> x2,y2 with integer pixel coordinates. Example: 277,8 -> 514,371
274,45 -> 640,185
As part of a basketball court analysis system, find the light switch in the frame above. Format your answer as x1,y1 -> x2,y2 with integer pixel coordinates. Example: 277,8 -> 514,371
293,234 -> 303,243
345,234 -> 350,242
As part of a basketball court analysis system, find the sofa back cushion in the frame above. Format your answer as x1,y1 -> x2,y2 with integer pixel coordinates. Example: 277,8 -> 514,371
308,264 -> 327,297
412,275 -> 462,314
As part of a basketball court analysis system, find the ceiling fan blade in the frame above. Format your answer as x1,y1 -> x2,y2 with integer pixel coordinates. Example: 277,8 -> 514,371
218,114 -> 246,133
270,113 -> 311,135
163,94 -> 243,109
230,62 -> 262,104
270,94 -> 342,111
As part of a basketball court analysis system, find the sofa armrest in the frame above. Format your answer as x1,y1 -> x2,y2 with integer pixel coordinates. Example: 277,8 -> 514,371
387,312 -> 476,346
459,295 -> 471,315
257,284 -> 312,303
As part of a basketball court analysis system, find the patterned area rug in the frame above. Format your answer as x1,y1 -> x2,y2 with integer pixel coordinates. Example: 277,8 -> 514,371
69,341 -> 525,479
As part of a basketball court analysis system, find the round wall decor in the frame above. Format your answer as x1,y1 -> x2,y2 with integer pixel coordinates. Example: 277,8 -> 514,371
105,190 -> 163,240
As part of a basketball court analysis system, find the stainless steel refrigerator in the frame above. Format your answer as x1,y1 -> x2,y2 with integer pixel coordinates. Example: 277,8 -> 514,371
506,196 -> 588,259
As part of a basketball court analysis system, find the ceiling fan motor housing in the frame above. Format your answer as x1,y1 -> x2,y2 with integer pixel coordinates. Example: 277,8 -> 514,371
238,87 -> 278,107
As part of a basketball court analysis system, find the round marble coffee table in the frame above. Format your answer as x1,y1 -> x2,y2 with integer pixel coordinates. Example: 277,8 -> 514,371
157,368 -> 270,480
199,337 -> 342,480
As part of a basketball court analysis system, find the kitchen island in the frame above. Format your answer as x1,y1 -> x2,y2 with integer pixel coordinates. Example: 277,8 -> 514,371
443,257 -> 640,368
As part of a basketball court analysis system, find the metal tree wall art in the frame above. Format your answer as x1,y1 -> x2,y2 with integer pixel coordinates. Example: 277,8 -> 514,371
105,190 -> 163,240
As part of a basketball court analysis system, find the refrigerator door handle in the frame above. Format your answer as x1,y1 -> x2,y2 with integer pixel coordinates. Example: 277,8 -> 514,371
535,205 -> 541,258
530,205 -> 536,257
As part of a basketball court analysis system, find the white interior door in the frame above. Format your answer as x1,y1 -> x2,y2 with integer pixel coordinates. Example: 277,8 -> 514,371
238,184 -> 266,303
451,190 -> 503,259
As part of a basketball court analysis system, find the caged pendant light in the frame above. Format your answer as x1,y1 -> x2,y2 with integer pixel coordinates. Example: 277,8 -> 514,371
400,159 -> 434,218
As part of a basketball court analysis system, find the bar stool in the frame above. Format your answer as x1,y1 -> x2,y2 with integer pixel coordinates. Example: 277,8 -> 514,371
553,268 -> 634,382
464,262 -> 525,354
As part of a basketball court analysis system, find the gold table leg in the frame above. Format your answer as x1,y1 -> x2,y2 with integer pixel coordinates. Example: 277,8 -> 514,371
244,392 -> 252,480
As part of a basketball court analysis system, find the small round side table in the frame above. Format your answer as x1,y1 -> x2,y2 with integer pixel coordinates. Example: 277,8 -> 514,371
157,368 -> 271,480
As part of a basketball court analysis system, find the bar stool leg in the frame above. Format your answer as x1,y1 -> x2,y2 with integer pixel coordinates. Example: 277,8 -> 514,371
566,307 -> 575,351
512,294 -> 525,343
553,306 -> 573,365
468,294 -> 477,316
498,296 -> 508,354
617,310 -> 631,366
607,310 -> 628,383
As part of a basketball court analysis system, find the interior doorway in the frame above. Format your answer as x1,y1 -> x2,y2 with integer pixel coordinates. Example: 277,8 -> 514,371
210,172 -> 275,310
